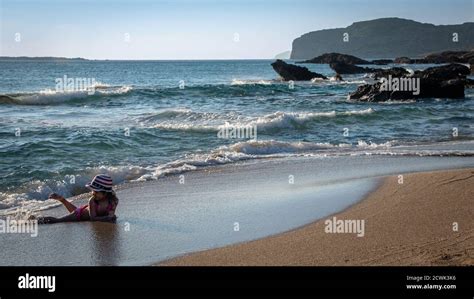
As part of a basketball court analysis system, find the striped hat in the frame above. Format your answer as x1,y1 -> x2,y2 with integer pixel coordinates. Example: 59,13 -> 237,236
85,174 -> 113,192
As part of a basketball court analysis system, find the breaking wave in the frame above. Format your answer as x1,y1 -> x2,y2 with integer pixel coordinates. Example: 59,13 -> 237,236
0,85 -> 132,105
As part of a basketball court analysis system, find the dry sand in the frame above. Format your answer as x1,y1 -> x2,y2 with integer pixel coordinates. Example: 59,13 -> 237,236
160,168 -> 474,266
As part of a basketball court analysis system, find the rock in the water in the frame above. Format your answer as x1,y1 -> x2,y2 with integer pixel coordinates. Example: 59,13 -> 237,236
371,59 -> 393,65
271,59 -> 327,81
349,79 -> 465,102
413,63 -> 470,80
394,50 -> 474,64
329,62 -> 377,74
422,50 -> 473,63
372,67 -> 409,79
348,63 -> 469,101
301,53 -> 370,64
461,51 -> 474,62
393,57 -> 413,64
420,78 -> 465,98
330,62 -> 410,77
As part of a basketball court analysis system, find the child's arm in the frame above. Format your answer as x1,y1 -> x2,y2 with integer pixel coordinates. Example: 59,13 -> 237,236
49,193 -> 65,200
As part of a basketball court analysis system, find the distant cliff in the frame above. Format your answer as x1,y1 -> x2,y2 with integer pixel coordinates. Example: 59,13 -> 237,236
291,18 -> 474,59
274,50 -> 291,59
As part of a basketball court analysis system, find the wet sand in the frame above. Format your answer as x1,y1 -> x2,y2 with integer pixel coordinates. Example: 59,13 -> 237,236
161,168 -> 474,266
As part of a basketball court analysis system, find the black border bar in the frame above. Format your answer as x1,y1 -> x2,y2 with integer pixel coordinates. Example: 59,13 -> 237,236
0,266 -> 473,298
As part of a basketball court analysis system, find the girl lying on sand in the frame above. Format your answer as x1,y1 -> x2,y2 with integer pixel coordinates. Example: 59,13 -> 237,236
37,174 -> 118,224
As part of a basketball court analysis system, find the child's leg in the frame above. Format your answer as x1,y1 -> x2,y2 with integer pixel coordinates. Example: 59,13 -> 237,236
53,212 -> 79,223
37,216 -> 57,224
58,198 -> 77,213
38,212 -> 78,224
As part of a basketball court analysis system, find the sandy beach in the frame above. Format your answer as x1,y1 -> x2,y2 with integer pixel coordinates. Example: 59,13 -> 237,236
161,168 -> 474,266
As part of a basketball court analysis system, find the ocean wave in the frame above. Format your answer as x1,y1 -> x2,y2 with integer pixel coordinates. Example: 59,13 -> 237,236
0,139 -> 355,214
2,138 -> 473,215
139,108 -> 221,123
131,140 -> 354,181
48,139 -> 397,184
0,78 -> 367,106
0,85 -> 132,105
147,108 -> 375,132
246,108 -> 367,129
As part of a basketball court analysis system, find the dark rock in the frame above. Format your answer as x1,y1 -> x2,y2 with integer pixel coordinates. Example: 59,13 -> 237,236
331,62 -> 410,78
421,78 -> 465,98
394,50 -> 474,64
348,82 -> 388,102
371,59 -> 393,65
334,73 -> 343,81
301,52 -> 370,64
394,57 -> 414,64
413,63 -> 470,80
349,79 -> 465,102
469,58 -> 474,74
460,51 -> 474,62
271,59 -> 327,81
372,67 -> 410,79
329,62 -> 377,74
423,51 -> 472,63
348,64 -> 469,101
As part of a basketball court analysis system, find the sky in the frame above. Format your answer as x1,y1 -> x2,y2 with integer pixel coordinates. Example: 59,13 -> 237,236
0,0 -> 472,60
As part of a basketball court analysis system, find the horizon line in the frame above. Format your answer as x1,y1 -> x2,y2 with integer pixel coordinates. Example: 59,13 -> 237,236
0,56 -> 285,61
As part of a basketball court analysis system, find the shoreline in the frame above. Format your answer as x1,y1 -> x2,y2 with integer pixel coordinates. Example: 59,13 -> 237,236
1,155 -> 473,266
160,168 -> 474,266
4,138 -> 474,218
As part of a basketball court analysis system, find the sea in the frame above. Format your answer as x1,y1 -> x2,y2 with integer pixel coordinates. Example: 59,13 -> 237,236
1,59 -> 473,213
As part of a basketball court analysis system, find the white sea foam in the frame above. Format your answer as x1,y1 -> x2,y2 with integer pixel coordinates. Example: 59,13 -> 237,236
341,108 -> 375,115
231,79 -> 273,85
376,99 -> 417,105
322,78 -> 369,85
356,140 -> 396,149
152,123 -> 217,132
246,111 -> 336,130
133,140 -> 345,180
225,139 -> 351,155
